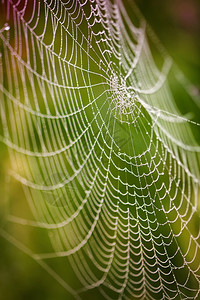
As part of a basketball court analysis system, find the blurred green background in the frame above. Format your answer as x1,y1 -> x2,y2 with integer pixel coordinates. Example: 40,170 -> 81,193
135,0 -> 200,85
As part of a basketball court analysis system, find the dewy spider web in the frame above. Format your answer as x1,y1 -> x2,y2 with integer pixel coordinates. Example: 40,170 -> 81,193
0,0 -> 200,299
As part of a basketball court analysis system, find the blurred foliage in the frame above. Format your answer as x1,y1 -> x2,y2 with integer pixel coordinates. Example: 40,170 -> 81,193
135,0 -> 200,85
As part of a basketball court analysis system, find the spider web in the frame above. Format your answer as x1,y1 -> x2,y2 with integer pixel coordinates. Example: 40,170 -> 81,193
0,0 -> 200,299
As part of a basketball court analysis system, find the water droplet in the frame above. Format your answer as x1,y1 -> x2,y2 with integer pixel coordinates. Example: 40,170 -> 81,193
4,23 -> 10,31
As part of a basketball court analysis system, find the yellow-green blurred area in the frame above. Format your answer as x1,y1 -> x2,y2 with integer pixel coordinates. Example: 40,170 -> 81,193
0,0 -> 200,299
